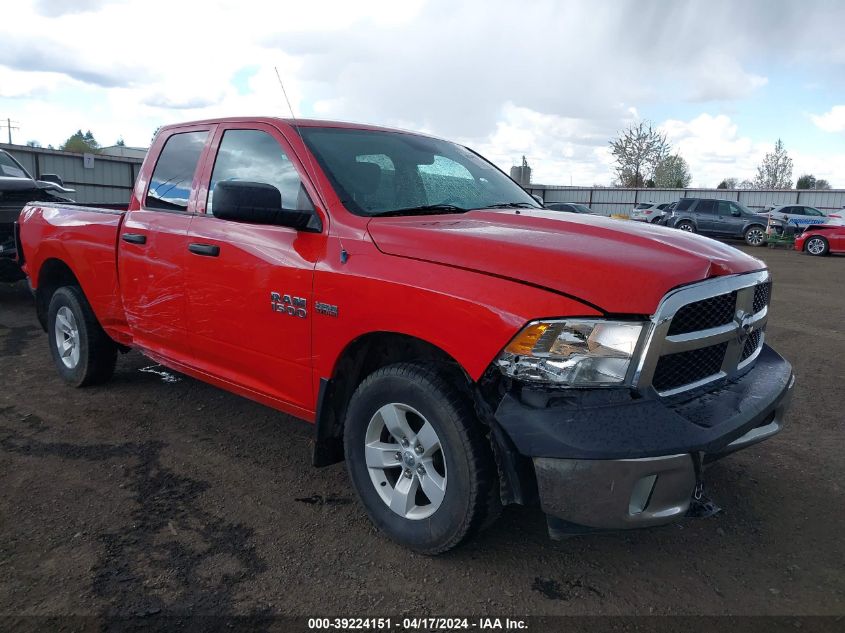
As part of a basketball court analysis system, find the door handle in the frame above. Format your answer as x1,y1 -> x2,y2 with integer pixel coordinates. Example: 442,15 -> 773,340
121,233 -> 147,244
188,243 -> 220,257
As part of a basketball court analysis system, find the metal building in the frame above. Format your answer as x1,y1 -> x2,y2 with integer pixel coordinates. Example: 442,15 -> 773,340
525,184 -> 845,217
1,143 -> 144,205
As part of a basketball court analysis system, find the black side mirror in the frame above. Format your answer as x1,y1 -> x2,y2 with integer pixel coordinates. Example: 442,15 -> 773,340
212,181 -> 314,230
40,174 -> 64,187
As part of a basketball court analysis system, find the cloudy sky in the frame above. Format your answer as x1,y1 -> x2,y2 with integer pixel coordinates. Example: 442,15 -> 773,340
2,0 -> 844,187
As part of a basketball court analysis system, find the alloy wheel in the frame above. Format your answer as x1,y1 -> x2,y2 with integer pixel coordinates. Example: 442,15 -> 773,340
54,306 -> 80,369
364,402 -> 447,520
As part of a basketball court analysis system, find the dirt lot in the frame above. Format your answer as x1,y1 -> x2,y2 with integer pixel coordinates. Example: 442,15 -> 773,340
1,245 -> 843,621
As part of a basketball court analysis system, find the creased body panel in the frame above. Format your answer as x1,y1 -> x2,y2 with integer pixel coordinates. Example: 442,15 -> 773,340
19,203 -> 129,339
368,210 -> 765,315
311,235 -> 601,385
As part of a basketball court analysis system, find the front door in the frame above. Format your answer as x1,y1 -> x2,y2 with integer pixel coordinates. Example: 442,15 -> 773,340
184,125 -> 327,412
713,200 -> 743,236
118,127 -> 212,362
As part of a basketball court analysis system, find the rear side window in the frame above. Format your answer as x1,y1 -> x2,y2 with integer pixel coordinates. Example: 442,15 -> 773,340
146,131 -> 208,211
207,129 -> 314,216
676,198 -> 694,211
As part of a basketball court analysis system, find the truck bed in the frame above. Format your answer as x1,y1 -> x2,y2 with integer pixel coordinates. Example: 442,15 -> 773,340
18,202 -> 130,339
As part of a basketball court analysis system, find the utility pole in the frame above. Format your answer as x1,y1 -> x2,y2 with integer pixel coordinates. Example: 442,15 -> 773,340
1,118 -> 20,144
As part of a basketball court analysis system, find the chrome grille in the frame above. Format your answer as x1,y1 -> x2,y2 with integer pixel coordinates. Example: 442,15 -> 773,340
667,291 -> 737,335
652,343 -> 728,392
635,271 -> 771,396
741,328 -> 763,362
753,282 -> 772,314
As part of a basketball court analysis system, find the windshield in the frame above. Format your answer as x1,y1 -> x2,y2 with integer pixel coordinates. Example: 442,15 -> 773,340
297,127 -> 540,216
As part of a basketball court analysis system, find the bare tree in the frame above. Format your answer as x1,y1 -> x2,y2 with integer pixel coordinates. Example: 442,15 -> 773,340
753,139 -> 793,189
609,121 -> 670,187
738,179 -> 755,189
654,154 -> 692,188
717,177 -> 739,189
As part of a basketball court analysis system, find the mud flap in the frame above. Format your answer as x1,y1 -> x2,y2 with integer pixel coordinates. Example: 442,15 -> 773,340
686,452 -> 722,519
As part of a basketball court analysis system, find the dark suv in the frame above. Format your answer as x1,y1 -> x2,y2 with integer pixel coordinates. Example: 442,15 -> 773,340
664,197 -> 768,247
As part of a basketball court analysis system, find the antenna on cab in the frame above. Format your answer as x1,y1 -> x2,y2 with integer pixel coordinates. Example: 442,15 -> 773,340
274,66 -> 348,263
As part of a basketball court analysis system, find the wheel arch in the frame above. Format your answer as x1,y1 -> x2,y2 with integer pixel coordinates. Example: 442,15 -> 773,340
34,258 -> 81,331
313,331 -> 473,467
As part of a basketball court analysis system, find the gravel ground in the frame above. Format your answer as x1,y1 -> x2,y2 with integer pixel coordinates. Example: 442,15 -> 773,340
1,245 -> 843,621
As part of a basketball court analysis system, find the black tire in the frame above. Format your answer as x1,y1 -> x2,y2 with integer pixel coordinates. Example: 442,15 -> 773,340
804,235 -> 829,256
676,220 -> 695,233
343,363 -> 500,554
744,224 -> 767,247
47,286 -> 117,387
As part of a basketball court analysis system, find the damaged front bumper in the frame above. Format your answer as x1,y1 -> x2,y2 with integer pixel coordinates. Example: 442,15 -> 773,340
492,345 -> 794,536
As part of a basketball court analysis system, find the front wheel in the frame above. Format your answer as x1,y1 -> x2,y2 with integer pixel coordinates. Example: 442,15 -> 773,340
677,220 -> 695,233
48,286 -> 117,387
744,225 -> 767,247
343,363 -> 500,554
805,235 -> 829,256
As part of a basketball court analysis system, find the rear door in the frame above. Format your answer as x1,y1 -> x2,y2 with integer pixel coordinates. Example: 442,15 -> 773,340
118,126 -> 214,362
183,123 -> 327,413
693,199 -> 717,232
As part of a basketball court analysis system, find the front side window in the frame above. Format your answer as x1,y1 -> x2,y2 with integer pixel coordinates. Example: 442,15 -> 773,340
696,200 -> 716,214
207,129 -> 315,218
802,206 -> 824,217
146,131 -> 208,211
298,127 -> 539,216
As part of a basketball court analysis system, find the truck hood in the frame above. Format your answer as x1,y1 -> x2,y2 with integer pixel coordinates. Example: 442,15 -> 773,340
367,209 -> 765,315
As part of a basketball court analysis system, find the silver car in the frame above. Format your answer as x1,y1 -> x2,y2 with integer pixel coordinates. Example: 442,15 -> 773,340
760,204 -> 844,228
630,202 -> 670,223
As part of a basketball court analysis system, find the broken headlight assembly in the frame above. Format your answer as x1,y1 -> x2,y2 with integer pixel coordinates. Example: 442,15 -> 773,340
496,320 -> 646,386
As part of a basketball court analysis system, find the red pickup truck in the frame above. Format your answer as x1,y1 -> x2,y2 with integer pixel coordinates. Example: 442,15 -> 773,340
17,117 -> 794,553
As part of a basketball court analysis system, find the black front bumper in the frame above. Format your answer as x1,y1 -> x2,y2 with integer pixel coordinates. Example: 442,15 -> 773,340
492,345 -> 794,533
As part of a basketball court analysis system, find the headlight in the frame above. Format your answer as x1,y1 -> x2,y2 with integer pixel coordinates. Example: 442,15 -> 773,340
496,320 -> 645,386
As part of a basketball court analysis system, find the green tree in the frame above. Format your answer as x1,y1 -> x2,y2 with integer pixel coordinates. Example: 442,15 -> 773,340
654,154 -> 692,188
753,139 -> 793,189
797,173 -> 832,190
717,177 -> 739,189
609,121 -> 670,188
116,137 -> 126,147
25,140 -> 41,148
60,129 -> 101,153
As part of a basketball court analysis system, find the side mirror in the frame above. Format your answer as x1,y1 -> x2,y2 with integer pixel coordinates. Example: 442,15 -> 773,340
212,181 -> 314,230
39,174 -> 64,187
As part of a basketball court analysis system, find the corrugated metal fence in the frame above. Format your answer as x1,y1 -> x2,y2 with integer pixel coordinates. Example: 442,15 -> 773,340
1,143 -> 143,205
525,185 -> 845,217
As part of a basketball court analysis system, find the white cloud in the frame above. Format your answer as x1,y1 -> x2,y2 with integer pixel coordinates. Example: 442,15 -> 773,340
1,0 -> 844,186
810,105 -> 845,133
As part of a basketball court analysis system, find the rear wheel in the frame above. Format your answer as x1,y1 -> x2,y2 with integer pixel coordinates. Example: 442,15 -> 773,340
343,363 -> 500,554
805,235 -> 829,256
677,220 -> 695,233
744,225 -> 767,247
47,286 -> 117,387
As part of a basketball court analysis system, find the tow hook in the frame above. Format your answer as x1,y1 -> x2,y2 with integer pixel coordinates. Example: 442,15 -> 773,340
686,452 -> 722,519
